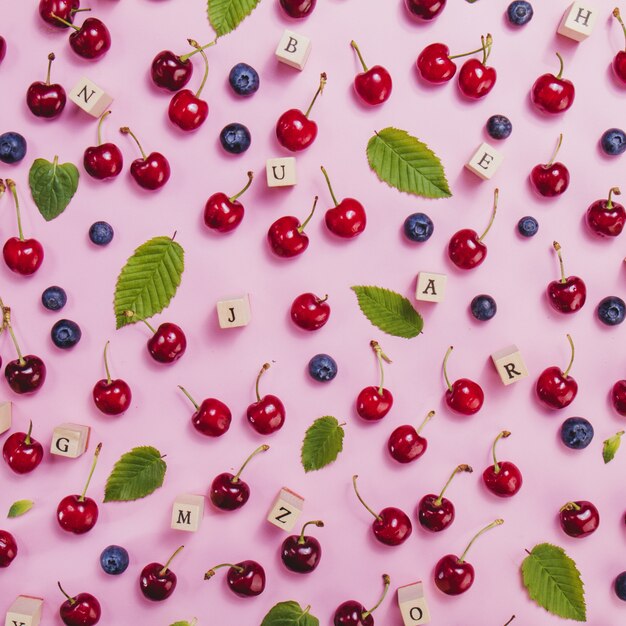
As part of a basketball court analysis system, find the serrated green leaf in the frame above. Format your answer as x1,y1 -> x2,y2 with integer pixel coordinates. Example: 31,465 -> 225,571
261,601 -> 319,626
104,446 -> 167,503
351,286 -> 423,339
28,156 -> 79,221
301,417 -> 344,473
366,128 -> 451,199
207,0 -> 261,37
521,543 -> 586,622
114,236 -> 184,329
603,431 -> 624,463
7,499 -> 34,518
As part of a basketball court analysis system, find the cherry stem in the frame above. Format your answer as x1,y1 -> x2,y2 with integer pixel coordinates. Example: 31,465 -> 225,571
57,582 -> 76,605
491,431 -> 511,475
458,519 -> 504,564
362,574 -> 391,619
478,188 -> 498,242
305,73 -> 327,118
45,53 -> 55,85
25,420 -> 33,446
350,40 -> 369,72
6,179 -> 24,241
504,616 -> 516,626
159,545 -> 184,577
232,444 -> 270,483
179,38 -> 217,62
298,196 -> 318,233
560,501 -> 581,512
607,186 -> 621,210
255,362 -> 271,402
442,346 -> 454,392
546,133 -> 563,167
204,563 -> 244,579
563,333 -> 575,377
298,520 -> 324,544
52,14 -> 79,30
178,385 -> 199,410
317,295 -> 329,304
97,110 -> 111,146
435,464 -> 473,506
103,341 -> 112,384
72,8 -> 92,14
370,340 -> 391,395
614,8 -> 626,50
552,241 -> 567,284
352,475 -> 382,522
120,127 -> 147,160
417,410 -> 436,435
230,171 -> 254,202
79,442 -> 102,502
187,39 -> 209,98
449,40 -> 489,60
482,34 -> 493,65
320,166 -> 339,206
555,52 -> 565,80
1,303 -> 25,365
0,179 -> 5,200
142,319 -> 157,334
6,323 -> 25,365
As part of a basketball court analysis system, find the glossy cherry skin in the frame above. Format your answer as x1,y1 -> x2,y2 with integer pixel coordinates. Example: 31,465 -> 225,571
151,50 -> 193,92
247,394 -> 286,434
388,425 -> 427,463
0,530 -> 18,567
333,600 -> 373,626
92,378 -> 132,416
147,323 -> 186,363
405,0 -> 447,20
276,109 -> 317,151
69,18 -> 111,60
129,152 -> 170,190
204,193 -> 244,233
281,535 -> 322,573
446,379 -> 484,415
613,51 -> 626,84
416,43 -> 456,83
547,277 -> 586,314
192,399 -> 231,436
536,366 -> 578,409
482,462 -> 523,497
434,554 -> 474,595
26,82 -> 66,119
268,216 -> 309,257
0,36 -> 5,64
371,507 -> 412,546
531,74 -> 575,114
448,229 -> 486,270
290,293 -> 330,330
3,237 -> 44,275
57,495 -> 99,534
560,501 -> 600,538
612,380 -> 626,416
3,431 -> 44,474
356,387 -> 393,421
530,162 -> 570,197
139,562 -> 177,601
418,494 -> 455,532
325,199 -> 367,238
84,143 -> 123,180
210,473 -> 250,511
226,561 -> 266,596
5,356 -> 47,394
39,0 -> 80,28
279,0 -> 317,18
59,592 -> 101,626
168,90 -> 208,131
354,66 -> 392,105
586,199 -> 626,237
458,60 -> 496,99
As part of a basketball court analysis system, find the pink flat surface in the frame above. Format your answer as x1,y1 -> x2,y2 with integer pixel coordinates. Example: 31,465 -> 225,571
1,1 -> 626,624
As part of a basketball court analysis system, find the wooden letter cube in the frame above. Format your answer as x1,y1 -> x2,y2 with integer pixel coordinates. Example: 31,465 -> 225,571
50,423 -> 90,458
557,2 -> 597,41
0,401 -> 11,435
267,487 -> 304,531
397,582 -> 431,625
415,272 -> 447,303
171,494 -> 205,532
491,345 -> 529,386
217,295 -> 251,329
5,596 -> 43,626
275,30 -> 312,70
266,158 -> 297,188
465,142 -> 503,180
68,77 -> 114,117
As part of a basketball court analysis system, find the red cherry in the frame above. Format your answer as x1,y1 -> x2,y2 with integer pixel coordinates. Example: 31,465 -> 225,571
204,171 -> 253,233
586,187 -> 625,237
279,0 -> 317,18
151,40 -> 214,92
178,385 -> 231,437
458,35 -> 496,99
547,242 -> 586,314
333,574 -> 391,626
0,530 -> 17,568
416,38 -> 486,84
204,560 -> 266,597
144,321 -> 187,364
39,0 -> 82,28
613,9 -> 626,83
3,420 -> 44,474
246,363 -> 286,435
387,410 -> 435,464
268,196 -> 317,258
482,431 -> 523,498
120,126 -> 170,190
0,36 -> 5,65
139,545 -> 184,601
531,52 -> 575,114
290,293 -> 330,331
611,379 -> 626,416
357,340 -> 393,421
536,334 -> 578,410
442,346 -> 484,415
280,520 -> 324,573
530,133 -> 570,197
84,111 -> 123,180
276,73 -> 326,151
405,0 -> 447,20
61,16 -> 111,60
92,342 -> 132,416
559,500 -> 600,538
350,40 -> 392,106
321,166 -> 366,238
58,582 -> 101,626
26,53 -> 66,119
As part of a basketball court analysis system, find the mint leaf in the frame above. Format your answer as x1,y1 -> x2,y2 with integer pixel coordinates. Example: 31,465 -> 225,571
351,286 -> 423,339
114,236 -> 184,329
366,127 -> 451,199
104,446 -> 167,502
28,156 -> 79,221
603,431 -> 624,463
521,543 -> 586,622
301,417 -> 344,473
8,499 -> 34,518
261,601 -> 319,626
207,0 -> 262,37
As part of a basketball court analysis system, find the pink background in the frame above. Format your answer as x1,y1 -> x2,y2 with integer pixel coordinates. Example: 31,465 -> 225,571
1,0 -> 626,624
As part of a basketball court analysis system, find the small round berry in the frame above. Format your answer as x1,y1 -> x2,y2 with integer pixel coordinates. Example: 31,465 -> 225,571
506,1 -> 533,26
517,216 -> 539,237
600,128 -> 626,156
470,295 -> 497,321
403,213 -> 434,243
219,123 -> 251,154
228,63 -> 260,96
560,417 -> 594,450
597,296 -> 626,326
51,319 -> 82,349
100,545 -> 129,575
41,286 -> 67,311
486,115 -> 512,140
0,132 -> 27,164
308,354 -> 338,382
615,571 -> 626,601
89,221 -> 114,246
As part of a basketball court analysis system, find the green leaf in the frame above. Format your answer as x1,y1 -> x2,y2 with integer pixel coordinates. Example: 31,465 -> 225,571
351,286 -> 424,339
521,543 -> 586,622
207,0 -> 262,37
114,236 -> 185,329
104,446 -> 167,502
7,500 -> 34,518
170,621 -> 197,626
366,127 -> 451,199
28,156 -> 79,221
261,601 -> 319,626
301,417 -> 344,473
603,431 -> 624,463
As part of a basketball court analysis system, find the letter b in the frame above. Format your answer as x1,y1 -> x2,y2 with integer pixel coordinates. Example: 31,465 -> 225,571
284,37 -> 298,54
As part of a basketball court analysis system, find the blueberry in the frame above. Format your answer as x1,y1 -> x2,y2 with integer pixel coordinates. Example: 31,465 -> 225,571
560,417 -> 594,450
470,295 -> 497,321
41,286 -> 67,311
51,319 -> 82,349
597,296 -> 626,326
308,354 -> 338,382
486,115 -> 512,140
228,63 -> 260,96
0,132 -> 27,164
517,216 -> 539,237
506,1 -> 533,26
403,213 -> 434,242
100,545 -> 129,575
89,221 -> 114,246
615,571 -> 626,601
219,123 -> 251,154
601,128 -> 626,156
